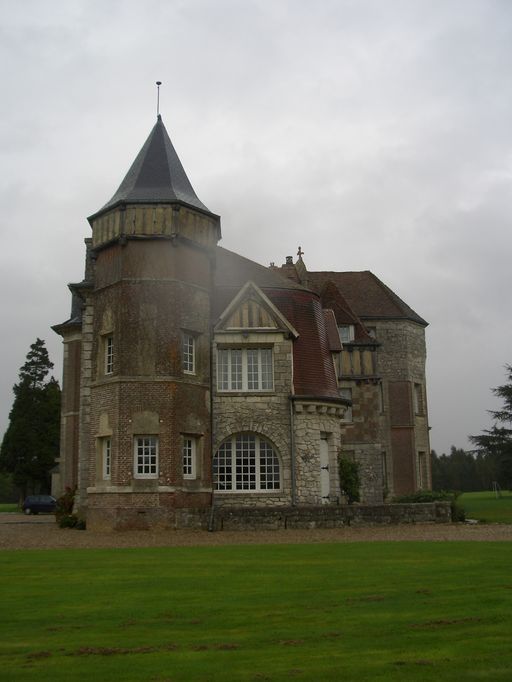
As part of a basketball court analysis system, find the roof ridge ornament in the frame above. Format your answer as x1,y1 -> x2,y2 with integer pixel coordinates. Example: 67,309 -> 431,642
156,81 -> 162,117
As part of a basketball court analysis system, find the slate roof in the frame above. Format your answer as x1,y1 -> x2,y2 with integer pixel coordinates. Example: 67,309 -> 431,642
308,271 -> 428,326
89,115 -> 215,220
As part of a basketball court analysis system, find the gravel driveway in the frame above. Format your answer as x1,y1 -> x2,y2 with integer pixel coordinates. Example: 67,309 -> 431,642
1,513 -> 511,550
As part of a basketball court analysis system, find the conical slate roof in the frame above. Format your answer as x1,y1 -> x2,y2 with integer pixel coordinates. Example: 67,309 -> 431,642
90,115 -> 214,219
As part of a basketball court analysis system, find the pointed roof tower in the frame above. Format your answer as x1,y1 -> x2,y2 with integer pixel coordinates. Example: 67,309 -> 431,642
88,115 -> 217,222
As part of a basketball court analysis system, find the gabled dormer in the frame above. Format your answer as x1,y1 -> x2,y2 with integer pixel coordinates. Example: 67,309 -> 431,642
213,282 -> 298,395
215,282 -> 299,338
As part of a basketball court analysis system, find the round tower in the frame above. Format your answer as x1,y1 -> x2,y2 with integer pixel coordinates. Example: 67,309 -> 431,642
83,115 -> 220,530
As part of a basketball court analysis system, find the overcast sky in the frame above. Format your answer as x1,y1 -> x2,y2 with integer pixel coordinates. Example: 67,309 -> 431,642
1,0 -> 511,456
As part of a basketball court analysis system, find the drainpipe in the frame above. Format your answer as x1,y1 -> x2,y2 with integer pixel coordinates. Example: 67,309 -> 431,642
207,250 -> 216,532
289,398 -> 297,506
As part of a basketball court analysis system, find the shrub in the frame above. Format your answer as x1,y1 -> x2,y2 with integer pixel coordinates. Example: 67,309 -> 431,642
338,457 -> 361,504
55,486 -> 86,528
393,489 -> 465,522
55,486 -> 76,521
59,514 -> 78,529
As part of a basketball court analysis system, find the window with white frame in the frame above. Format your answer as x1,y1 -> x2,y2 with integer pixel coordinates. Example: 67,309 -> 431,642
182,333 -> 195,374
338,325 -> 355,344
102,437 -> 111,480
105,335 -> 114,375
182,436 -> 197,480
213,434 -> 280,491
339,387 -> 353,422
134,436 -> 158,478
217,348 -> 273,392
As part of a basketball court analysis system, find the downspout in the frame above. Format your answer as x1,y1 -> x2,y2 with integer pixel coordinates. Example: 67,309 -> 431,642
207,248 -> 216,532
289,398 -> 297,506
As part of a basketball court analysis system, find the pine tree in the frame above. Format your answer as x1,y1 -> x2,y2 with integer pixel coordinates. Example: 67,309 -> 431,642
470,365 -> 512,490
0,339 -> 61,498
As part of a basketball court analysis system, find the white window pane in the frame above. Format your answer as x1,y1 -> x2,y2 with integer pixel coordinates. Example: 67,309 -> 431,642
231,349 -> 242,390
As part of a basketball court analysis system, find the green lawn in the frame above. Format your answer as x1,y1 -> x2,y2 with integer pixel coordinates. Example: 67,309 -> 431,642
0,503 -> 19,513
0,542 -> 511,681
460,490 -> 512,523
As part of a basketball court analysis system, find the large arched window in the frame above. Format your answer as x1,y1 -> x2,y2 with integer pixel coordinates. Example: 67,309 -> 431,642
214,433 -> 281,492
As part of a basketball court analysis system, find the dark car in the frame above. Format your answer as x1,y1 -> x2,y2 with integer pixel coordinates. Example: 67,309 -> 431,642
22,495 -> 57,515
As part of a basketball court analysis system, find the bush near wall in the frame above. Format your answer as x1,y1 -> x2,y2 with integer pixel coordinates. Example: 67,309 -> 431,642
393,490 -> 465,522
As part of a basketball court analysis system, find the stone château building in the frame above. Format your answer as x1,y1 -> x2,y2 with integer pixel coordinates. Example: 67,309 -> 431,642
53,115 -> 431,530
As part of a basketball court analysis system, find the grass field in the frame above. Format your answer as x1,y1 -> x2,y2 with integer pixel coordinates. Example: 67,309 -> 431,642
0,503 -> 19,513
460,490 -> 512,523
1,542 -> 511,681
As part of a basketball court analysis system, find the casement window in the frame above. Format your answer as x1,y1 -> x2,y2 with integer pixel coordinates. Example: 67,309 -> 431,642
134,436 -> 158,479
182,436 -> 197,480
182,333 -> 195,374
339,387 -> 353,422
217,348 -> 273,392
338,325 -> 355,344
102,438 -> 112,480
105,335 -> 114,375
413,383 -> 424,415
214,434 -> 280,492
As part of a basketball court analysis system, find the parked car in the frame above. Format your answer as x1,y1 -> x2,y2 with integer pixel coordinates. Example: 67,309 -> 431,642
22,495 -> 57,515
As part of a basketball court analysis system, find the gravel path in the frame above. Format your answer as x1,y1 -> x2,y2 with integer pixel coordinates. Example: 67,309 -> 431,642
1,514 -> 511,550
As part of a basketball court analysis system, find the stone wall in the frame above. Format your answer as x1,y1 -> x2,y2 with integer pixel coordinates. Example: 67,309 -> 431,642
86,501 -> 451,531
212,502 -> 452,530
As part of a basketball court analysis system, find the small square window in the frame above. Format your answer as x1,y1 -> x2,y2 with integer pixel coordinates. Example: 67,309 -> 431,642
182,333 -> 195,374
338,325 -> 354,344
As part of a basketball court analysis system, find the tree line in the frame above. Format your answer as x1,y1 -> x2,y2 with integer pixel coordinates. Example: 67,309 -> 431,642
433,364 -> 512,492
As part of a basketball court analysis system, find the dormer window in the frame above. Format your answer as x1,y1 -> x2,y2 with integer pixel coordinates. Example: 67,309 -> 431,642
217,348 -> 273,392
338,325 -> 355,344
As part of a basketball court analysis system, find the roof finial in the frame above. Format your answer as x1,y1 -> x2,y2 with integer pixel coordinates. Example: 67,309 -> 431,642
297,245 -> 304,259
156,81 -> 162,117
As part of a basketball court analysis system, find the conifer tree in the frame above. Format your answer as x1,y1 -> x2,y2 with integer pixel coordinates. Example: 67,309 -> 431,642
470,365 -> 512,490
0,339 -> 60,498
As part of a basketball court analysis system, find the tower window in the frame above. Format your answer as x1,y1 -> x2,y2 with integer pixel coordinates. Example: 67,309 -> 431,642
102,438 -> 111,480
182,333 -> 195,374
182,436 -> 197,480
105,335 -> 114,375
413,383 -> 424,415
134,436 -> 158,479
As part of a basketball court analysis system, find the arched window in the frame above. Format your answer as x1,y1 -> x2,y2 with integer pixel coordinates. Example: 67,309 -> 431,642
214,433 -> 281,492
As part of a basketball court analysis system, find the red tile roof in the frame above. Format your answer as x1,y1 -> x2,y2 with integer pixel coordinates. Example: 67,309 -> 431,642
265,289 -> 340,399
308,271 -> 427,326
